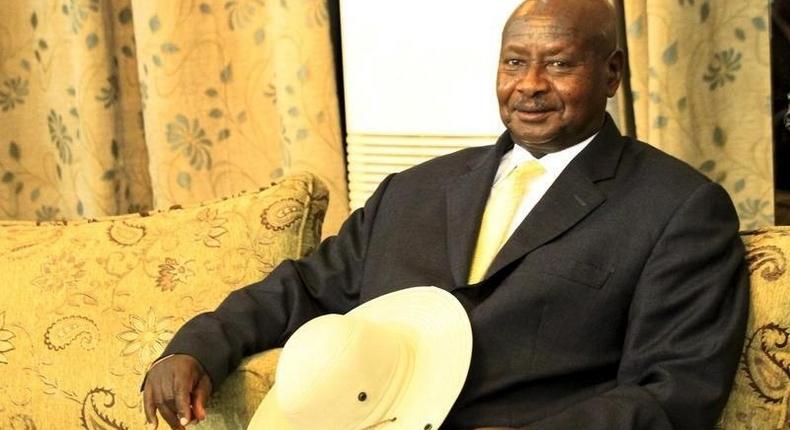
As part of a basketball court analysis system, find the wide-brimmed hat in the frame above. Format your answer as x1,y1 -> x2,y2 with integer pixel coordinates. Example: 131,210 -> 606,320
247,286 -> 473,430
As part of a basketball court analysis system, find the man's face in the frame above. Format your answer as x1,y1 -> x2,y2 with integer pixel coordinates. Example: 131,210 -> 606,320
496,13 -> 621,154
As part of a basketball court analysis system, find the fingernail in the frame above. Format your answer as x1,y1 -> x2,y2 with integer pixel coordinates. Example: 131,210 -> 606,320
180,417 -> 189,426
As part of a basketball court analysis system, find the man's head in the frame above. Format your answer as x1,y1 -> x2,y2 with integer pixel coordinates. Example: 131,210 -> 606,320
497,0 -> 624,155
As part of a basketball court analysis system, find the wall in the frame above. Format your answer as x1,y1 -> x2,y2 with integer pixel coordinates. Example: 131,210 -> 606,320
340,0 -> 524,208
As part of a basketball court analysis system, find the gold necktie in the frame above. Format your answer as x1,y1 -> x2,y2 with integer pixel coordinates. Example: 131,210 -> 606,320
468,160 -> 545,284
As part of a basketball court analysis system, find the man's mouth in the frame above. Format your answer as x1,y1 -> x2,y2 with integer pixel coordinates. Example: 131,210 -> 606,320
513,107 -> 554,121
511,98 -> 556,121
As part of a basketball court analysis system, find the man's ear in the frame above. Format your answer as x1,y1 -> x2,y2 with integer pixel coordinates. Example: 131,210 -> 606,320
606,49 -> 625,98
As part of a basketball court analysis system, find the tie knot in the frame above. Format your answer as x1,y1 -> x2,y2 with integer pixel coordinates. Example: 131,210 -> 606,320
502,160 -> 545,189
513,159 -> 545,177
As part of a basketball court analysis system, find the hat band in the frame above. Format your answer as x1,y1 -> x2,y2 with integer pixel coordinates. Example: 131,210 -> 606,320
358,417 -> 398,430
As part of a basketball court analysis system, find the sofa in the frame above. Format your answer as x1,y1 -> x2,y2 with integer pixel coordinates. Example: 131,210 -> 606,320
717,228 -> 790,430
0,172 -> 324,430
0,171 -> 788,429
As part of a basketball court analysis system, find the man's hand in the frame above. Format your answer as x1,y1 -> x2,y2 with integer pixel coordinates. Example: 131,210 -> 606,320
143,354 -> 213,429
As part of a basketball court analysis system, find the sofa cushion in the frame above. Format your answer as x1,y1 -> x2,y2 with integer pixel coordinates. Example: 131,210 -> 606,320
717,228 -> 790,430
202,348 -> 281,429
0,172 -> 327,429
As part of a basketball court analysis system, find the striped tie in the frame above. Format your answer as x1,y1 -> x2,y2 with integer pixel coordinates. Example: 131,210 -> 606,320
468,160 -> 545,284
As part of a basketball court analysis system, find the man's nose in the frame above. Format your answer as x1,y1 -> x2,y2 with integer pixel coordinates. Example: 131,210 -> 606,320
516,65 -> 550,96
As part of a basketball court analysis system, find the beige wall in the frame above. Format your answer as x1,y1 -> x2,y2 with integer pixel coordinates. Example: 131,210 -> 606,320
340,0 -> 523,208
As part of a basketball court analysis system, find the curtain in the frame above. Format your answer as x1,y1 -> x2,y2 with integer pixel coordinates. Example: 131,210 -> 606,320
621,0 -> 774,229
0,0 -> 349,236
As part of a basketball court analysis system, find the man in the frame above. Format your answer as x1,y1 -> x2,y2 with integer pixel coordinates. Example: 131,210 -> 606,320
144,0 -> 749,428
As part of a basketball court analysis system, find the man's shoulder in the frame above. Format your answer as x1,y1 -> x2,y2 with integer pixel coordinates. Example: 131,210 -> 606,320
616,137 -> 728,205
623,138 -> 711,184
393,144 -> 493,181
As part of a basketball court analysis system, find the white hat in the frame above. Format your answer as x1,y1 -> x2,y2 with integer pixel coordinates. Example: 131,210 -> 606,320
247,286 -> 473,430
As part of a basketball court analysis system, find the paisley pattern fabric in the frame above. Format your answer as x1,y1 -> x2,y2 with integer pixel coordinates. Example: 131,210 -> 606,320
718,228 -> 790,429
0,172 -> 326,429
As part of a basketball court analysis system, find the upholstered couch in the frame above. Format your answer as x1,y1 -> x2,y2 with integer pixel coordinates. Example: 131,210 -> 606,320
717,228 -> 790,430
0,173 -> 324,430
1,171 -> 788,429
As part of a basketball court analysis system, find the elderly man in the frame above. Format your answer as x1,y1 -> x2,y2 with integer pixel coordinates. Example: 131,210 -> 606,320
143,0 -> 749,428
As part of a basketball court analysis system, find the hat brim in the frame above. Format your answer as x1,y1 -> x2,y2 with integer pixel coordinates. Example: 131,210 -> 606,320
247,286 -> 472,430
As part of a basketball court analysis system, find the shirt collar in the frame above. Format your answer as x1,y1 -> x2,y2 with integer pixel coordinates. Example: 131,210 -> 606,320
496,132 -> 598,183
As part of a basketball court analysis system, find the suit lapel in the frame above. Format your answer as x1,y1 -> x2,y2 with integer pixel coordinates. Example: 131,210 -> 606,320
445,133 -> 513,288
485,167 -> 605,277
484,115 -> 626,281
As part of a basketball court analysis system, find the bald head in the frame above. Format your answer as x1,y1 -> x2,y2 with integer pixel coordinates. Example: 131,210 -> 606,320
504,0 -> 618,57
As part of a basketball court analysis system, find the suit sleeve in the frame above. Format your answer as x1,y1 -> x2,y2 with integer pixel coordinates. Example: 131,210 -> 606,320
523,182 -> 750,430
159,174 -> 396,389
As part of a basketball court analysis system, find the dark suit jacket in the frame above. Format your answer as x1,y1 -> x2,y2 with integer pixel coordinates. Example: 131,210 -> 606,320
163,116 -> 749,429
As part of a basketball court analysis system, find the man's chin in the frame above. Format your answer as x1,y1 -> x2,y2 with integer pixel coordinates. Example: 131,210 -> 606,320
509,129 -> 576,155
510,129 -> 558,146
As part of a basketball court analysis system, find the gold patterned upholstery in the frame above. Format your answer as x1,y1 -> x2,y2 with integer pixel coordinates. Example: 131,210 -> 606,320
718,228 -> 790,430
0,173 -> 326,429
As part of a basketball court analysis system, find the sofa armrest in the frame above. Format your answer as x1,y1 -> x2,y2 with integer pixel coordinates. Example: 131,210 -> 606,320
196,349 -> 282,429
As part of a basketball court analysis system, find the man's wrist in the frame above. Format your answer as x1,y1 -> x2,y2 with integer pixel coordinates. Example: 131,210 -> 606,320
147,353 -> 176,372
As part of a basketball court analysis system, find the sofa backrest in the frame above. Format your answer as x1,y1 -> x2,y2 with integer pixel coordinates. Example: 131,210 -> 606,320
0,172 -> 328,429
717,228 -> 790,430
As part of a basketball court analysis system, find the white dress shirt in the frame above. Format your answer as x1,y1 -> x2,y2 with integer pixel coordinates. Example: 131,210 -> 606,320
492,133 -> 596,240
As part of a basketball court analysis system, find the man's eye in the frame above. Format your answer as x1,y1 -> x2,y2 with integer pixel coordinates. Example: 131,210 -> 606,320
505,59 -> 524,67
548,60 -> 570,69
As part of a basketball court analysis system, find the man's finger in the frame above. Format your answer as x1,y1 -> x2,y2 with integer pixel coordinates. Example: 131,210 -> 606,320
192,375 -> 212,421
156,379 -> 182,430
174,383 -> 193,427
156,401 -> 183,430
143,384 -> 158,429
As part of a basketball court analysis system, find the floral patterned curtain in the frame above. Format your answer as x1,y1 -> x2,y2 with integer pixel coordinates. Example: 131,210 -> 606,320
622,0 -> 774,229
0,0 -> 349,236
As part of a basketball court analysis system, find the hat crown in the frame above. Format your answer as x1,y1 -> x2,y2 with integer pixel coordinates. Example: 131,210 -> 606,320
276,313 -> 411,430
